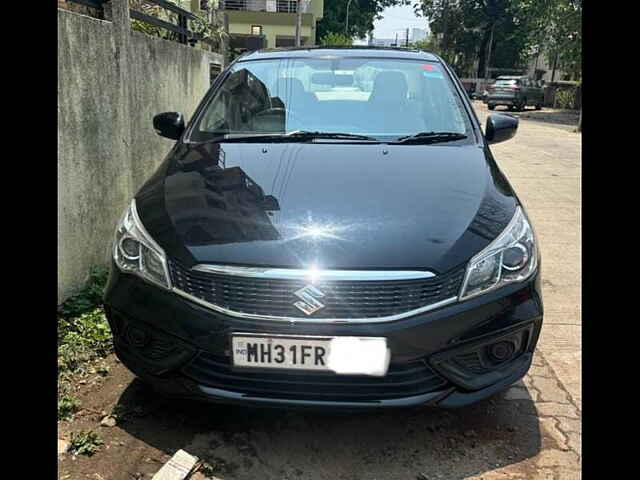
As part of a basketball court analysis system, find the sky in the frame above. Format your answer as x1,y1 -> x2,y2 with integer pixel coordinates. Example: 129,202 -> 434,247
371,4 -> 429,40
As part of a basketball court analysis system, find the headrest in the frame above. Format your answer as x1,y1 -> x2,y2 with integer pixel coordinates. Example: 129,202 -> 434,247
369,71 -> 408,104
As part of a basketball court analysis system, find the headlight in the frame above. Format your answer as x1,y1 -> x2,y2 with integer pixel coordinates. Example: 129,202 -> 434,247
113,199 -> 171,289
459,207 -> 537,300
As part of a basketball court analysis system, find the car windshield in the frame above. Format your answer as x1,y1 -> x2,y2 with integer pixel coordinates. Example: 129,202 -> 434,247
188,57 -> 472,143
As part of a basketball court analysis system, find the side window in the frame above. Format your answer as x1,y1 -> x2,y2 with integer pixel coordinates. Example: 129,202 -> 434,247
200,90 -> 228,132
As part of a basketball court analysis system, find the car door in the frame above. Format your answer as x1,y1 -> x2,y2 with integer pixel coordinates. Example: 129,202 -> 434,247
536,80 -> 545,104
521,77 -> 531,105
528,78 -> 542,105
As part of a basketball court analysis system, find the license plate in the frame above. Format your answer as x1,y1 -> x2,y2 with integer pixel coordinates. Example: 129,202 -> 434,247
231,334 -> 390,376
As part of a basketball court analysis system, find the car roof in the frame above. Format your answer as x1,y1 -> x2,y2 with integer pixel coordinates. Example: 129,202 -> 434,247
237,46 -> 441,63
496,75 -> 528,79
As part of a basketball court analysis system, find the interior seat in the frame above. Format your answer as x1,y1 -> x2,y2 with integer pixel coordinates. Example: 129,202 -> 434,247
366,71 -> 424,134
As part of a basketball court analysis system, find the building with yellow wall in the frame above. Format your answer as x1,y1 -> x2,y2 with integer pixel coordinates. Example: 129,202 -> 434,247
216,0 -> 324,49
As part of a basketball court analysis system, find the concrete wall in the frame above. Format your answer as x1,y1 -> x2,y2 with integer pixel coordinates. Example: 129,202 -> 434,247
58,1 -> 224,304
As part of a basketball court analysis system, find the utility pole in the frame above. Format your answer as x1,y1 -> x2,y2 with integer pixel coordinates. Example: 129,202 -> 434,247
345,0 -> 353,36
394,32 -> 398,47
551,49 -> 559,82
295,0 -> 302,46
406,27 -> 409,47
484,22 -> 495,91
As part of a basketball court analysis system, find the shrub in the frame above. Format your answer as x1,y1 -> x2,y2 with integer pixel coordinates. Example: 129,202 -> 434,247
555,88 -> 577,110
320,32 -> 353,46
58,266 -> 109,319
68,430 -> 103,457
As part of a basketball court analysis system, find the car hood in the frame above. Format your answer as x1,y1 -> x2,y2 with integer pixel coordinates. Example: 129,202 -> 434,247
136,141 -> 517,274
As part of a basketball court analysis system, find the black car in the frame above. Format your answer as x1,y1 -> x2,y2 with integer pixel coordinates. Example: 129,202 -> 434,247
104,47 -> 543,409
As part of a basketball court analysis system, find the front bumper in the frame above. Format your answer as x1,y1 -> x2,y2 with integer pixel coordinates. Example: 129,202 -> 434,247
487,95 -> 518,106
104,262 -> 543,409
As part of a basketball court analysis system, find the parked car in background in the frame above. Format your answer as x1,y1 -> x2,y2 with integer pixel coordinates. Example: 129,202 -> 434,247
487,76 -> 544,111
105,47 -> 542,410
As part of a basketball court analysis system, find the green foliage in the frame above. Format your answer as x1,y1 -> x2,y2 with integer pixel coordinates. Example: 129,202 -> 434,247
129,0 -> 227,48
554,88 -> 577,110
196,461 -> 217,477
411,36 -> 436,52
58,394 -> 81,420
58,266 -> 114,427
543,0 -> 581,80
58,266 -> 108,319
414,0 -> 579,78
58,309 -> 113,377
68,430 -> 103,457
110,404 -> 130,423
318,0 -> 410,41
320,32 -> 354,46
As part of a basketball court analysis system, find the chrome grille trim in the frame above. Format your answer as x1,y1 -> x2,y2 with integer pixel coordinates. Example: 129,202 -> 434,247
192,264 -> 435,281
172,287 -> 458,324
169,262 -> 463,323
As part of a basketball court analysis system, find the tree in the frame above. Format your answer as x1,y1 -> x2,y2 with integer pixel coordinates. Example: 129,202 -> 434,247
543,0 -> 581,80
414,0 -> 561,77
320,32 -> 354,46
411,35 -> 437,51
317,0 -> 410,41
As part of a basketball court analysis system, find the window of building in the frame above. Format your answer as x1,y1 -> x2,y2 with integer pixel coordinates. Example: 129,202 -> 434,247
251,25 -> 263,36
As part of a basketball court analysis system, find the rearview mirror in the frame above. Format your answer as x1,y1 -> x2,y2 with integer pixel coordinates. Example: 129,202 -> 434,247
485,114 -> 518,144
311,72 -> 354,86
311,72 -> 335,85
153,112 -> 185,140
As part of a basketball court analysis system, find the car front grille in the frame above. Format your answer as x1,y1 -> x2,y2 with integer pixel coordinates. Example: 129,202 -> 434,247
168,260 -> 465,321
182,351 -> 449,401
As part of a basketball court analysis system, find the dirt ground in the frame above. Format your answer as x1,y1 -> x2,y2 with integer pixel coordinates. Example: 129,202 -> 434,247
58,101 -> 581,480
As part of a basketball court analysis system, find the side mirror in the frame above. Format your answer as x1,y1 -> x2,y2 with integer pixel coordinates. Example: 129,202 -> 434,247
153,112 -> 185,140
486,113 -> 518,144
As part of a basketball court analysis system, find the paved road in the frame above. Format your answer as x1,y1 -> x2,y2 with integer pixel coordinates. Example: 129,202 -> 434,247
475,101 -> 582,412
58,102 -> 582,480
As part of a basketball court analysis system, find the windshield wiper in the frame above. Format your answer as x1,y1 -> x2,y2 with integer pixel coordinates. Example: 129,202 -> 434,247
391,131 -> 468,144
198,131 -> 380,143
286,130 -> 380,141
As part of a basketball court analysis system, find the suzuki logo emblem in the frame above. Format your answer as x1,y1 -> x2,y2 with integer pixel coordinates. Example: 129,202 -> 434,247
293,285 -> 326,315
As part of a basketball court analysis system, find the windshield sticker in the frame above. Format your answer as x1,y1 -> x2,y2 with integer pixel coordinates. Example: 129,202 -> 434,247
421,64 -> 443,78
423,71 -> 444,79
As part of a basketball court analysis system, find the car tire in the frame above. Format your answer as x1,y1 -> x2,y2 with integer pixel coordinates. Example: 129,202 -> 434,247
488,104 -> 495,110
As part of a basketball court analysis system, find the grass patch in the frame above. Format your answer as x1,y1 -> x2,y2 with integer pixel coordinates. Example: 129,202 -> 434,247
58,266 -> 113,417
58,266 -> 109,319
58,266 -> 112,379
68,430 -> 103,457
58,393 -> 81,420
58,308 -> 113,377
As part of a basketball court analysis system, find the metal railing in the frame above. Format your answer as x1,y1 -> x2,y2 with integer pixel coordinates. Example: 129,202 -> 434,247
65,0 -> 202,46
129,0 -> 202,45
66,0 -> 106,8
219,0 -> 299,13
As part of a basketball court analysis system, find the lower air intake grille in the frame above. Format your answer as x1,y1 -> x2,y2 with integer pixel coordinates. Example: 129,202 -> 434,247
182,351 -> 449,401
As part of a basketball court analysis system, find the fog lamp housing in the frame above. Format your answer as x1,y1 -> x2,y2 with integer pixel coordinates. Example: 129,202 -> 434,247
429,324 -> 533,391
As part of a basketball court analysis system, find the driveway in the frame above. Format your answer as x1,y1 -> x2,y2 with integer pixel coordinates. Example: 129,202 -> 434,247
58,102 -> 582,480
